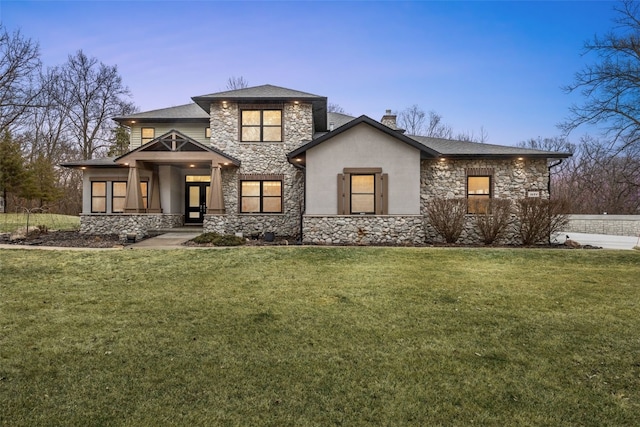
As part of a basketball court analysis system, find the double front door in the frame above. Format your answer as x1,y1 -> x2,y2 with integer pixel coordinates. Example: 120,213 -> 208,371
185,182 -> 210,224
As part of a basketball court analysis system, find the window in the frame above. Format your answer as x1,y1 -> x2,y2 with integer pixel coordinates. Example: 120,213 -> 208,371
337,168 -> 388,215
141,127 -> 155,144
112,182 -> 127,213
240,180 -> 282,213
205,127 -> 211,139
91,182 -> 107,213
241,109 -> 282,142
467,176 -> 491,214
350,175 -> 375,214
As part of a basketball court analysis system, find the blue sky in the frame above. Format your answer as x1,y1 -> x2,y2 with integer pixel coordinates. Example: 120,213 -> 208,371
0,0 -> 619,146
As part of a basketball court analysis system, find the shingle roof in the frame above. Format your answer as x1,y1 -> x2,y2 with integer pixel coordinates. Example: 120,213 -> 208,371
60,157 -> 125,168
409,135 -> 571,158
192,84 -> 326,101
114,103 -> 209,123
290,115 -> 572,160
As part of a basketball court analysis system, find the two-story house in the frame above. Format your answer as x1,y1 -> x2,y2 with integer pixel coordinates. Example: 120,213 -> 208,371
63,84 -> 570,245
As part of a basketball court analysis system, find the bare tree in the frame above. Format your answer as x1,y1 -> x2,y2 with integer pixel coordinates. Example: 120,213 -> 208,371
0,25 -> 42,135
425,111 -> 453,139
455,126 -> 489,143
52,50 -> 136,159
561,0 -> 640,151
398,105 -> 426,136
226,76 -> 249,90
327,103 -> 346,114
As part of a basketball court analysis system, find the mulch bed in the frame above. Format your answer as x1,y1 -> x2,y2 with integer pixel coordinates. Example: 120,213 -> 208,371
0,231 -> 122,248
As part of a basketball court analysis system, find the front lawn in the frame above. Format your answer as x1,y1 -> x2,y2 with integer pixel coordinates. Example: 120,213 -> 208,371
1,248 -> 639,425
0,213 -> 80,233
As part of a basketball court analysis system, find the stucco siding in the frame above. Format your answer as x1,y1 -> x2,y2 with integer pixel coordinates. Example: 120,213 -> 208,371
305,124 -> 421,215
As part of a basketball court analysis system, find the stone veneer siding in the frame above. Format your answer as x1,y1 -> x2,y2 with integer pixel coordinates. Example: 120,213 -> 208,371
421,158 -> 549,245
564,215 -> 640,237
206,101 -> 311,238
80,214 -> 183,241
303,215 -> 426,245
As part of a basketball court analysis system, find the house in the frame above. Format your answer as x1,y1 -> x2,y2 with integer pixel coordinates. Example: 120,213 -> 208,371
62,84 -> 571,245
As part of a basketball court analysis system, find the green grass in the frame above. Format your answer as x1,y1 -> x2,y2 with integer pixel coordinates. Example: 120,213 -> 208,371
1,247 -> 639,426
0,213 -> 80,233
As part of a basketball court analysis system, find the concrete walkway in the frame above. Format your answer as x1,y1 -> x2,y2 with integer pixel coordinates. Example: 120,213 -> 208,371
127,232 -> 201,249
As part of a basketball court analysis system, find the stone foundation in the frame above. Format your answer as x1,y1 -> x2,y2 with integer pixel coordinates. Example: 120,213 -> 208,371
80,214 -> 184,241
302,215 -> 426,245
204,214 -> 300,239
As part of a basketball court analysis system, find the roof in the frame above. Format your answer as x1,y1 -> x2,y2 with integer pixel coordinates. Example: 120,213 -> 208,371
60,156 -> 126,168
410,135 -> 572,159
114,103 -> 209,124
192,84 -> 328,132
289,115 -> 572,161
289,115 -> 440,160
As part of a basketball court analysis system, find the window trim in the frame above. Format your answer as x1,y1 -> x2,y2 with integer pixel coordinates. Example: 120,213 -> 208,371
239,106 -> 283,143
337,168 -> 388,215
238,174 -> 284,214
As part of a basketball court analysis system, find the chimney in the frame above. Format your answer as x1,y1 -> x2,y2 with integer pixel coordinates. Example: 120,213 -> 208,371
381,109 -> 398,130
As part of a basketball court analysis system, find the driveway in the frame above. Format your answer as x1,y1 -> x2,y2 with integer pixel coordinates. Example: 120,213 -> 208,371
555,232 -> 639,250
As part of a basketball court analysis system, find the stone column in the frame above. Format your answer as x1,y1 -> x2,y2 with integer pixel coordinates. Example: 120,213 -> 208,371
124,161 -> 145,213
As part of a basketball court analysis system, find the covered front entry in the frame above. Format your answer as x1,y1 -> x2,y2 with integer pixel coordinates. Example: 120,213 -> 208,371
185,176 -> 210,224
113,130 -> 239,222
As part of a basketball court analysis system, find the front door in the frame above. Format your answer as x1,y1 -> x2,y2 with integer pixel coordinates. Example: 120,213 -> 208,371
185,182 -> 210,224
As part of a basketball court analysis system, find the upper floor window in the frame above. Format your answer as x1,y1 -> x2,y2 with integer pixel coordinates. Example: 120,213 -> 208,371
241,109 -> 282,142
205,127 -> 211,139
141,127 -> 155,145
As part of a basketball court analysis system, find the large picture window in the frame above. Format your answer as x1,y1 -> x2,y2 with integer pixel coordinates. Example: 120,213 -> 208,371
91,181 -> 107,213
240,180 -> 282,213
337,168 -> 388,215
467,176 -> 491,214
241,109 -> 282,142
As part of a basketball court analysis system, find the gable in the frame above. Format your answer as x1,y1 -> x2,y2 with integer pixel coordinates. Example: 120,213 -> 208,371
116,130 -> 240,166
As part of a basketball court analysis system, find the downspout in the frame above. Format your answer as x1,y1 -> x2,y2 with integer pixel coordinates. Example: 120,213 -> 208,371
547,159 -> 563,196
547,159 -> 564,245
289,158 -> 306,244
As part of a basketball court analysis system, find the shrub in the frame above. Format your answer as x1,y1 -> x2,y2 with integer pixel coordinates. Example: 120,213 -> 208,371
474,198 -> 513,245
426,198 -> 467,243
516,198 -> 570,245
192,232 -> 245,246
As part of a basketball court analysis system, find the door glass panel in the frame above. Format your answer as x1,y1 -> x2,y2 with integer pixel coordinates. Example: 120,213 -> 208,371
205,186 -> 210,207
186,175 -> 211,182
189,212 -> 201,219
189,186 -> 200,207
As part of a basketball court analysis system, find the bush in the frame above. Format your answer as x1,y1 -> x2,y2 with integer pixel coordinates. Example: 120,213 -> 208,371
426,198 -> 467,243
516,198 -> 570,245
474,198 -> 513,245
192,232 -> 245,246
